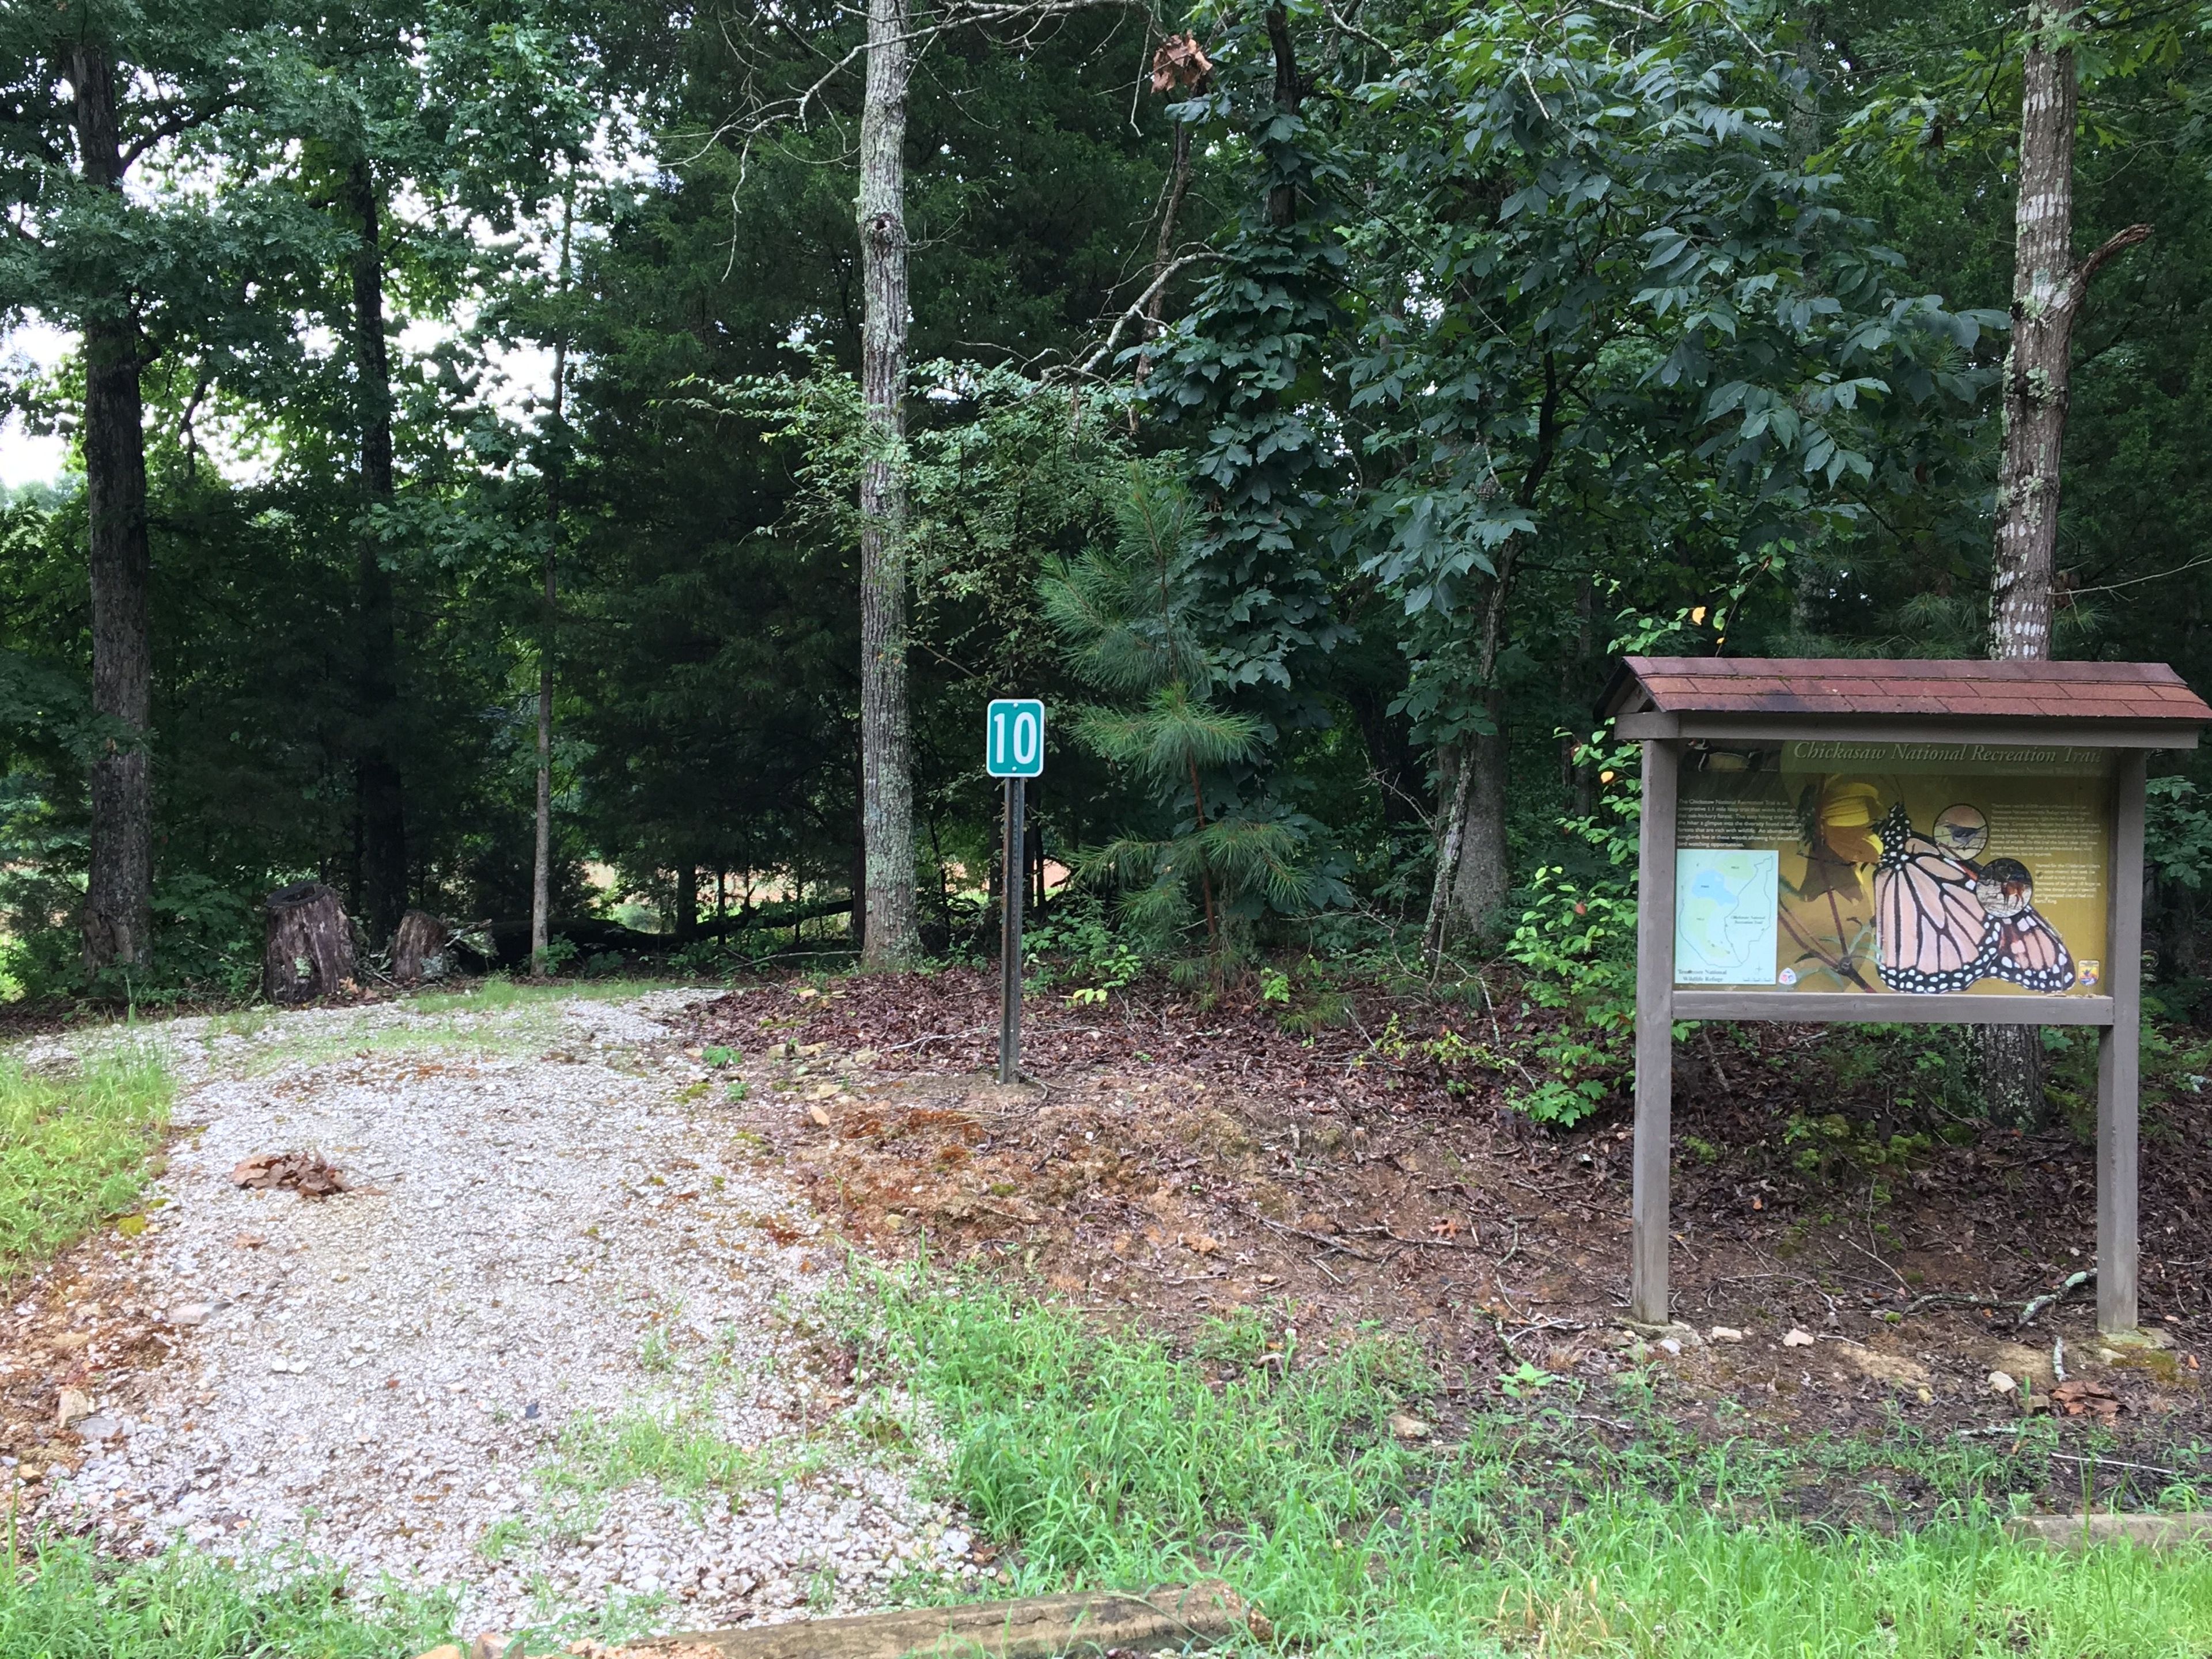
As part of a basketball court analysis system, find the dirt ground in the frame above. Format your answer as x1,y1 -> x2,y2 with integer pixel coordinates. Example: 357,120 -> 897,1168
688,969 -> 2210,1514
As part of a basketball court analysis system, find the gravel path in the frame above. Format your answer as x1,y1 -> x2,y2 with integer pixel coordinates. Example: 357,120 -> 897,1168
33,987 -> 977,1639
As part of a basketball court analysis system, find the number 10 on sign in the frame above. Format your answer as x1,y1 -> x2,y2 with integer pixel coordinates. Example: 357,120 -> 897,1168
987,699 -> 1043,1085
987,699 -> 1044,777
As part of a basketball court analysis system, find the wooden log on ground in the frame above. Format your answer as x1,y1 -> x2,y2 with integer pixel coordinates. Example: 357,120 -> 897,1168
2007,1512 -> 2212,1550
623,1582 -> 1264,1658
390,909 -> 450,985
263,882 -> 356,1005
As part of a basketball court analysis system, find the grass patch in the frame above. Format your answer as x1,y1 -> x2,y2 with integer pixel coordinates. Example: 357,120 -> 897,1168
850,1266 -> 2212,1658
0,1533 -> 454,1657
0,1048 -> 169,1275
408,977 -> 684,1017
532,1399 -> 823,1538
215,977 -> 695,1075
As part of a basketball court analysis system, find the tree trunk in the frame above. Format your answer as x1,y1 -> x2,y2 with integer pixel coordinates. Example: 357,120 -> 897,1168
1425,700 -> 1510,956
856,0 -> 921,969
69,43 -> 154,975
1423,357 -> 1554,961
1982,1 -> 2150,1124
533,199 -> 571,979
675,865 -> 699,942
1264,5 -> 1301,228
390,908 -> 449,986
347,157 -> 408,948
263,882 -> 357,1005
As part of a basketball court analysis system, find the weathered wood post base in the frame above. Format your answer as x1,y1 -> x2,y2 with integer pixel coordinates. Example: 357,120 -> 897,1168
1631,738 -> 1678,1326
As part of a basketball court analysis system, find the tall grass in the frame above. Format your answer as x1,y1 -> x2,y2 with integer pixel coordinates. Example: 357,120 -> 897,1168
853,1267 -> 2212,1658
0,1048 -> 170,1274
0,1535 -> 453,1657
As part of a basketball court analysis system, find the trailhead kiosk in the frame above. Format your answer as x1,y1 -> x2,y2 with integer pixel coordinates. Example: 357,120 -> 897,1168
1600,657 -> 2211,1335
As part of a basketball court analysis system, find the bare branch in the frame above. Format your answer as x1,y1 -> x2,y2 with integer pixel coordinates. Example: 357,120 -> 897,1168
2070,222 -> 2151,310
120,95 -> 234,171
1076,251 -> 1221,375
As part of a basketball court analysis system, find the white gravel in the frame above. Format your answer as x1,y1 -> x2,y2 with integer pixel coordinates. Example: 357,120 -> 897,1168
35,987 -> 978,1637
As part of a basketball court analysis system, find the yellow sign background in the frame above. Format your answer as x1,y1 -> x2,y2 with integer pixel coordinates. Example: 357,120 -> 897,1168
1674,741 -> 2114,998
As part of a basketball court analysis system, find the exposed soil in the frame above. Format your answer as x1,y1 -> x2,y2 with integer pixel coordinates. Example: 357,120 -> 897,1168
690,968 -> 2211,1517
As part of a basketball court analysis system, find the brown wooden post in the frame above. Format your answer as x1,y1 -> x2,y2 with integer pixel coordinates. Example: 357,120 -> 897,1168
1631,738 -> 1679,1325
2099,748 -> 2146,1334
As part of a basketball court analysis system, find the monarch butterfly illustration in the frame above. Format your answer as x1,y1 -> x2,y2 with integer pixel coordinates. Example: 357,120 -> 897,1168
1974,857 -> 2077,993
1873,803 -> 1994,994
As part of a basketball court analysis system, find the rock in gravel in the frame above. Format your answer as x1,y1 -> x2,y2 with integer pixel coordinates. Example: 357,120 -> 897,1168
1782,1328 -> 1816,1348
73,1414 -> 122,1442
1988,1369 -> 2018,1395
169,1302 -> 213,1327
1709,1326 -> 1744,1343
55,1388 -> 92,1430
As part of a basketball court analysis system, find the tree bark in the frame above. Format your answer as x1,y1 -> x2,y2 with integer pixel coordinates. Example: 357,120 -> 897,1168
346,157 -> 408,948
263,882 -> 357,1005
389,908 -> 449,986
1423,357 -> 1558,959
69,42 -> 154,975
857,0 -> 921,968
1265,5 -> 1301,228
1982,0 -> 2150,1125
533,195 -> 573,979
675,865 -> 699,942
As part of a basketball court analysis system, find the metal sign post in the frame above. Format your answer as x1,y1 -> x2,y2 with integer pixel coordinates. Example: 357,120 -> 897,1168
986,699 -> 1044,1085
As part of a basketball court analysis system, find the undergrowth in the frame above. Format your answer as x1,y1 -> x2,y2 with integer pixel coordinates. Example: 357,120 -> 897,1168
0,1048 -> 169,1274
0,1534 -> 453,1657
846,1263 -> 2212,1658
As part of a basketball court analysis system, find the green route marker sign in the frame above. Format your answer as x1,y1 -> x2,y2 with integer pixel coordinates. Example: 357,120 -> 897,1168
986,698 -> 1046,778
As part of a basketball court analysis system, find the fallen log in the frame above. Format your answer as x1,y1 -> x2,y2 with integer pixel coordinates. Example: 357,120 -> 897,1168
479,897 -> 855,966
620,1581 -> 1264,1658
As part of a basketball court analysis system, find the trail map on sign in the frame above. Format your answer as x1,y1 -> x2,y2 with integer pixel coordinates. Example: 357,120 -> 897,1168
1675,850 -> 1779,985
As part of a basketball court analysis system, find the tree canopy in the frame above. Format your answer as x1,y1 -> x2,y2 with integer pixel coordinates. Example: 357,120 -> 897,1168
6,0 -> 2212,1017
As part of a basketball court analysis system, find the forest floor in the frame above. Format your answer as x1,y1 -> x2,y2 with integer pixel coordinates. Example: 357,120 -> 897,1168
693,966 -> 2212,1524
9,967 -> 2212,1657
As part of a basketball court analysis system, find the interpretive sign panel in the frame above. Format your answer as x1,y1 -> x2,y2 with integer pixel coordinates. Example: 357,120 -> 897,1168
1672,740 -> 2113,999
1600,655 -> 2210,1338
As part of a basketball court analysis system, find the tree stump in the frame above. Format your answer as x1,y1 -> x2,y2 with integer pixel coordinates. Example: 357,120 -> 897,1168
263,882 -> 356,1005
390,909 -> 449,986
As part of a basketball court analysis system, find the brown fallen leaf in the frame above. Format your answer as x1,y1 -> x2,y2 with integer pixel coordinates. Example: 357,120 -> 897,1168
1429,1218 -> 1463,1240
2050,1378 -> 2121,1423
230,1152 -> 347,1198
232,1232 -> 268,1249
